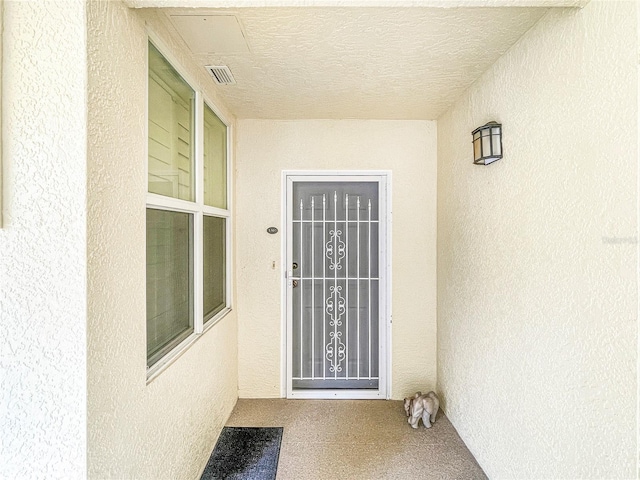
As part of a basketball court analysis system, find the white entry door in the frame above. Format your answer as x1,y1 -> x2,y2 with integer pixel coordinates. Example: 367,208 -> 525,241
284,173 -> 390,399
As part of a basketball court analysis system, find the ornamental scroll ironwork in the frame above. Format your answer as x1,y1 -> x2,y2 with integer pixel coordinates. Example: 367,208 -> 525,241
325,285 -> 346,372
326,229 -> 345,271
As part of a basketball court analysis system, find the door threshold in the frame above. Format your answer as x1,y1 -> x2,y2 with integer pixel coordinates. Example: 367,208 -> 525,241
288,389 -> 387,400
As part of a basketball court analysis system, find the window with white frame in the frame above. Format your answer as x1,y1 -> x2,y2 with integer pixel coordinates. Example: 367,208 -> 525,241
146,40 -> 230,373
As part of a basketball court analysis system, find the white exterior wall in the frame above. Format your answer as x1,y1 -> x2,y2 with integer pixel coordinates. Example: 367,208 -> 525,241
436,1 -> 637,478
0,1 -> 88,478
235,120 -> 437,400
87,3 -> 238,478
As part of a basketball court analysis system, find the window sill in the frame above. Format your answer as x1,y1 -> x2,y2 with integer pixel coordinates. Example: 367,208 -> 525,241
146,307 -> 232,384
202,306 -> 231,334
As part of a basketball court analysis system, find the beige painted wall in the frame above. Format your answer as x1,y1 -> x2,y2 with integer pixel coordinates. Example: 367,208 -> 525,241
1,1 -> 87,477
436,1 -> 637,478
236,120 -> 437,400
87,3 -> 237,478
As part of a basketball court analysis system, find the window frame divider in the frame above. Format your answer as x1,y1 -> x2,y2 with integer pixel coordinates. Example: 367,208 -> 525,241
194,91 -> 205,335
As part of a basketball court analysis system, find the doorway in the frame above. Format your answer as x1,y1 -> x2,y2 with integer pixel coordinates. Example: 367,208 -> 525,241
283,172 -> 391,399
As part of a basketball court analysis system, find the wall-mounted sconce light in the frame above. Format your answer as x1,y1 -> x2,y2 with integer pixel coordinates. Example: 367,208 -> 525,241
472,121 -> 502,165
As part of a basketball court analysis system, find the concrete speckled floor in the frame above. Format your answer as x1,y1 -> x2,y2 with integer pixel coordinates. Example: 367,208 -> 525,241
226,399 -> 487,480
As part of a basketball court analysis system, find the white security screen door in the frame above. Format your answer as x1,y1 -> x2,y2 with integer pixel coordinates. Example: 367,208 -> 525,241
284,173 -> 390,399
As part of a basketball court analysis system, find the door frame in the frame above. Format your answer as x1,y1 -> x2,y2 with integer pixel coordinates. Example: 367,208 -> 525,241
280,170 -> 392,399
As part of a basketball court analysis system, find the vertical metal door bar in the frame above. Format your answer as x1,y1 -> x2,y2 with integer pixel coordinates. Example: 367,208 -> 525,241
311,197 -> 315,379
299,199 -> 304,377
322,194 -> 326,380
333,191 -> 338,380
356,196 -> 361,380
345,194 -> 349,380
368,199 -> 372,379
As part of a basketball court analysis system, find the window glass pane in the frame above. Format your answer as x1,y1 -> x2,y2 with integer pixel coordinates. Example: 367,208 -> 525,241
147,209 -> 194,366
203,215 -> 226,322
203,104 -> 227,209
148,42 -> 195,201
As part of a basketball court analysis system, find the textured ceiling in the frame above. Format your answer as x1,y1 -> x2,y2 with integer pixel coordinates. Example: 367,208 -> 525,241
158,6 -> 551,119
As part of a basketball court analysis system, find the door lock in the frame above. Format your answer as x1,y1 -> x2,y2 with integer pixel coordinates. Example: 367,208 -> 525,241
292,262 -> 299,270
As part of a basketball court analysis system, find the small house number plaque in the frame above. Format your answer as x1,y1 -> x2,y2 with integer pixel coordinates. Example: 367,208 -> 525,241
267,227 -> 278,234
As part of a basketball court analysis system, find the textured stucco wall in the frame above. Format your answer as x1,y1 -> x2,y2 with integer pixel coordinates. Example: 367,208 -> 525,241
436,1 -> 637,478
0,1 -> 88,478
87,2 -> 238,478
235,120 -> 437,400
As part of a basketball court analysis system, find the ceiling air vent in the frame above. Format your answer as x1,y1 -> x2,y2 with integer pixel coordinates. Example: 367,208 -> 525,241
206,65 -> 236,85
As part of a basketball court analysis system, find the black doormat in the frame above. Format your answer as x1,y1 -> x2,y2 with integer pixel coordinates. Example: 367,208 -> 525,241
200,427 -> 283,480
